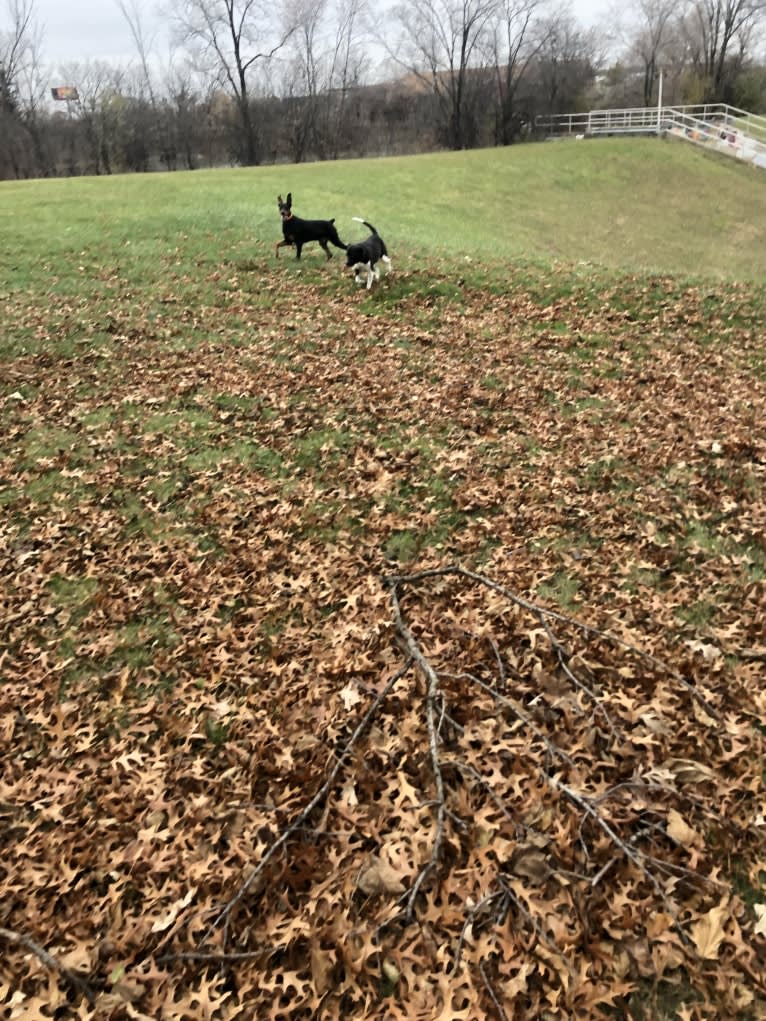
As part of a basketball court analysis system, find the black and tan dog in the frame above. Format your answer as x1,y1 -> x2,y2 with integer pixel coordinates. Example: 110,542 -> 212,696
345,217 -> 391,289
276,193 -> 347,260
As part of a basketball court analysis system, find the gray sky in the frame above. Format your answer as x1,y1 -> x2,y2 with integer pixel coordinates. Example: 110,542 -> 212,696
28,0 -> 611,72
32,0 -> 172,68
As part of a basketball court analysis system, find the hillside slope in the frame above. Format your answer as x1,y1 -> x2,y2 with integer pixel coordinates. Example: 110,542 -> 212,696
2,135 -> 765,284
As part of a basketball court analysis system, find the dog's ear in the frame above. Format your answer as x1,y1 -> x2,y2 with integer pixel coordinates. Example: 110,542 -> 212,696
277,194 -> 283,205
286,192 -> 292,208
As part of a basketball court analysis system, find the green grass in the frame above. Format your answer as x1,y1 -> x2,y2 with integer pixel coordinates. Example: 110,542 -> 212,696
2,137 -> 766,305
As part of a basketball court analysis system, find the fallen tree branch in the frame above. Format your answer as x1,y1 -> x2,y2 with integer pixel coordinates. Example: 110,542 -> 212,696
385,565 -> 721,722
389,581 -> 448,920
167,560 -> 751,1015
0,926 -> 97,1005
389,565 -> 701,950
446,669 -> 577,768
549,777 -> 691,947
157,950 -> 265,965
202,658 -> 413,941
454,890 -> 506,969
479,958 -> 509,1021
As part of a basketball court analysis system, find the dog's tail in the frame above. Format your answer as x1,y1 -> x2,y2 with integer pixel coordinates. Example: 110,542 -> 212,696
352,216 -> 378,235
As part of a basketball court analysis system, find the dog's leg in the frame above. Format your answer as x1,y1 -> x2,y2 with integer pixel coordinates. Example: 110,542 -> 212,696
319,240 -> 332,260
382,254 -> 392,273
366,264 -> 374,289
295,243 -> 302,260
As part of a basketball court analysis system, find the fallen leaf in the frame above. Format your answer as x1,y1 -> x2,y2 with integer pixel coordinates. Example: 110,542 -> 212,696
357,856 -> 406,895
666,809 -> 699,846
310,945 -> 334,995
690,902 -> 728,959
665,759 -> 715,784
510,845 -> 550,884
339,681 -> 363,711
150,887 -> 197,933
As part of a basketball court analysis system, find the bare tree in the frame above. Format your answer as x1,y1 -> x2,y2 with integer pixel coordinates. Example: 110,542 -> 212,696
533,11 -> 600,117
624,0 -> 682,106
0,0 -> 50,176
172,0 -> 296,163
387,0 -> 500,149
159,54 -> 209,167
279,0 -> 367,160
0,0 -> 34,91
117,0 -> 172,169
683,0 -> 766,98
116,0 -> 158,104
325,0 -> 366,156
491,0 -> 549,144
279,0 -> 324,160
60,60 -> 127,174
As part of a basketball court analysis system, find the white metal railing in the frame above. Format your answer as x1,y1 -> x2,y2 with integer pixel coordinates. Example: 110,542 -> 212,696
537,103 -> 766,171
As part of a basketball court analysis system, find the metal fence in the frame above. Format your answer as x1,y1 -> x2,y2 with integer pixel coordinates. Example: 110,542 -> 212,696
536,103 -> 766,171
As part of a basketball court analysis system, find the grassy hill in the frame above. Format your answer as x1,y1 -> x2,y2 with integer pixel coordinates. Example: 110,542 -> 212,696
2,135 -> 766,289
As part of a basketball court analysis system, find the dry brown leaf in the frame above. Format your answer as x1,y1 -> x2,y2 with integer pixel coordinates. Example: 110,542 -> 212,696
357,856 -> 406,896
339,681 -> 363,711
665,759 -> 715,784
149,887 -> 197,933
310,945 -> 334,995
666,809 -> 699,846
510,846 -> 550,884
690,901 -> 729,959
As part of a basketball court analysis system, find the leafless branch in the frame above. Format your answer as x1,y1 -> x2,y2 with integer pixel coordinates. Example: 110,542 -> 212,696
445,668 -> 577,768
455,890 -> 506,969
479,959 -> 509,1021
203,658 -> 413,940
157,949 -> 265,964
550,777 -> 692,947
385,565 -> 721,721
0,927 -> 97,1005
389,580 -> 448,920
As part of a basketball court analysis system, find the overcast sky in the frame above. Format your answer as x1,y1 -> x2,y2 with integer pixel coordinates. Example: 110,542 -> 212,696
28,0 -> 612,72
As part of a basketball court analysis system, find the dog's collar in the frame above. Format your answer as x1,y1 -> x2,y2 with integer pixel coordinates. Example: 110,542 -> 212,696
282,212 -> 294,220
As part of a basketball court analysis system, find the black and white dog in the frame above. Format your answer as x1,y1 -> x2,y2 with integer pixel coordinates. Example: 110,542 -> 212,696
345,218 -> 391,289
276,193 -> 347,260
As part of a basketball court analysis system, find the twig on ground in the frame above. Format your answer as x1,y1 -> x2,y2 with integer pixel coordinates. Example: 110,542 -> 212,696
202,658 -> 413,941
0,926 -> 97,1005
157,950 -> 265,964
487,635 -> 507,692
536,613 -> 620,738
455,891 -> 506,969
497,877 -> 572,970
386,565 -> 721,721
550,777 -> 692,946
479,959 -> 509,1021
443,759 -> 518,831
389,581 -> 448,920
447,669 -> 577,769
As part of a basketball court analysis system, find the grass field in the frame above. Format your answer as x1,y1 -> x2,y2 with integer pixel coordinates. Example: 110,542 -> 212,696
2,136 -> 766,296
1,139 -> 766,1020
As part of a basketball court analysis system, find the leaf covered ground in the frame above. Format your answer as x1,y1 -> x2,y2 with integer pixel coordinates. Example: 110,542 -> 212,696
1,256 -> 765,1020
